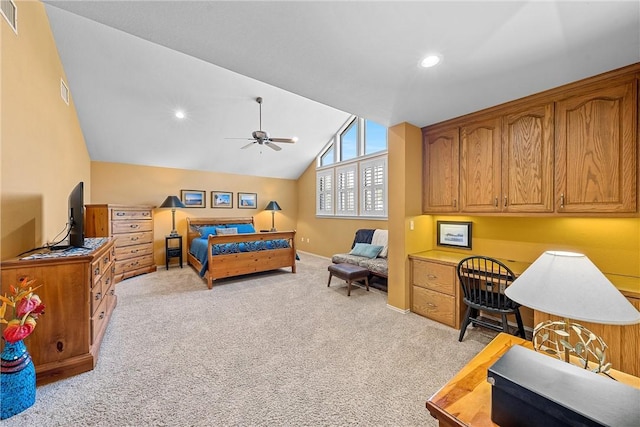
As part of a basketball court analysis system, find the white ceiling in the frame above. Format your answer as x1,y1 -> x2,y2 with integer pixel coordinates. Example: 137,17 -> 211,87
43,1 -> 640,180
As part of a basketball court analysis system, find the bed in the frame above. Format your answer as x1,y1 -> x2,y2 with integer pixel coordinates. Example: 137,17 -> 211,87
186,217 -> 297,289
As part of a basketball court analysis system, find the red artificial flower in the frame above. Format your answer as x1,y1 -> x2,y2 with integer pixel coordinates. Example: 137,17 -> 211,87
2,317 -> 36,343
16,294 -> 44,317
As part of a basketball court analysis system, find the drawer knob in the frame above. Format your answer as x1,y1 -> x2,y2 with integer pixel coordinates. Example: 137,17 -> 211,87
94,267 -> 100,275
95,292 -> 102,300
142,212 -> 150,217
99,311 -> 105,320
427,274 -> 437,280
130,224 -> 140,229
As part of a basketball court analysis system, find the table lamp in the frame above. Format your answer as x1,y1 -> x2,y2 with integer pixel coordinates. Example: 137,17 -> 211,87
264,201 -> 281,232
505,251 -> 640,374
159,195 -> 185,237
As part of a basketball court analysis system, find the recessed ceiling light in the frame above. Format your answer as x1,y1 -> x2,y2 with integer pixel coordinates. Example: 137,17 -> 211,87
175,110 -> 185,119
421,55 -> 441,68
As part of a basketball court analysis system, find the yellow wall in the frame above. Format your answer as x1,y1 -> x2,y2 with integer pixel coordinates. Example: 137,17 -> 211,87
296,160 -> 387,257
91,161 -> 298,266
428,215 -> 640,278
1,2 -> 91,259
387,122 -> 426,310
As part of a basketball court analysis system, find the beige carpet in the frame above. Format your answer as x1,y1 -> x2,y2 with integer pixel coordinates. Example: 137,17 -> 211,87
3,252 -> 496,426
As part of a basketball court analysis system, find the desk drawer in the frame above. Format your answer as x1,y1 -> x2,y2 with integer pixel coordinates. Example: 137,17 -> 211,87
412,260 -> 456,295
412,286 -> 456,327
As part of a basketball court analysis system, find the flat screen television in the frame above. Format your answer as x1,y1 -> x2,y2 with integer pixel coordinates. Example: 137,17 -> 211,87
68,181 -> 85,248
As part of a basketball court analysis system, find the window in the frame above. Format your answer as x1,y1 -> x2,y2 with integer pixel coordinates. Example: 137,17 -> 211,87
365,120 -> 387,155
316,170 -> 333,215
320,144 -> 335,167
335,164 -> 357,216
316,116 -> 388,218
361,157 -> 387,217
1,0 -> 17,33
340,120 -> 358,161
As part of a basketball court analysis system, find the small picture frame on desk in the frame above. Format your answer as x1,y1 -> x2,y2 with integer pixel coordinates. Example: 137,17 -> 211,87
437,221 -> 472,249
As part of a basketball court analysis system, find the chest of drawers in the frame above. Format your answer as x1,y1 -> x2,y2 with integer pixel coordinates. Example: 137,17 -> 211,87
85,204 -> 157,283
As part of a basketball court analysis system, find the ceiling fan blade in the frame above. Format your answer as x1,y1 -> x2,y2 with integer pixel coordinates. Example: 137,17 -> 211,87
269,137 -> 297,143
225,137 -> 254,140
241,141 -> 256,149
265,141 -> 282,151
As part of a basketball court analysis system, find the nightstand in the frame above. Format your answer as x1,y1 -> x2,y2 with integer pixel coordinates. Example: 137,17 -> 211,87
165,235 -> 183,270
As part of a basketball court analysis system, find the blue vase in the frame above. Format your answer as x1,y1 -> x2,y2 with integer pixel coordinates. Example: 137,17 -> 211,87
0,340 -> 36,420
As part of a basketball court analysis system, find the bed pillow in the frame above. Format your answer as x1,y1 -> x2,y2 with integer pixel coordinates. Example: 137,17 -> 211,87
216,227 -> 238,235
225,223 -> 255,234
349,243 -> 384,259
200,226 -> 218,237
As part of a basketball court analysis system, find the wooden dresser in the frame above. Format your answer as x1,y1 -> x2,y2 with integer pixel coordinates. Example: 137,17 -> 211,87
0,238 -> 115,385
85,204 -> 156,283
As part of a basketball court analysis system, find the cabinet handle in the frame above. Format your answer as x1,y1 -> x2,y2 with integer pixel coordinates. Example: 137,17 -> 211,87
426,303 -> 436,308
109,289 -> 115,296
504,196 -> 508,207
560,193 -> 565,209
453,199 -> 457,208
99,311 -> 105,320
494,197 -> 498,207
131,237 -> 139,241
95,292 -> 102,300
142,212 -> 150,217
130,249 -> 139,254
427,274 -> 437,280
116,212 -> 125,216
130,224 -> 140,229
94,267 -> 100,276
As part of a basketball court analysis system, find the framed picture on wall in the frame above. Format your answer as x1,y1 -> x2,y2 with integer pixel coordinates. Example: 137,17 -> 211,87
238,192 -> 257,209
211,191 -> 233,208
437,221 -> 472,249
180,190 -> 206,208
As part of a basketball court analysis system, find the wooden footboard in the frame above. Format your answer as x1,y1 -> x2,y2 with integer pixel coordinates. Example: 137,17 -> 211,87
186,217 -> 296,289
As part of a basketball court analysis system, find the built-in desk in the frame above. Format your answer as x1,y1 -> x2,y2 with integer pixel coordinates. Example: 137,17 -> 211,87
426,333 -> 640,427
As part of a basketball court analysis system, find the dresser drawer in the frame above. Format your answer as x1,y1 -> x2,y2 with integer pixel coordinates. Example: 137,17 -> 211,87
112,220 -> 153,234
90,276 -> 105,314
114,231 -> 153,247
91,300 -> 108,344
112,208 -> 152,221
412,259 -> 456,295
114,254 -> 154,276
115,243 -> 154,261
412,286 -> 456,327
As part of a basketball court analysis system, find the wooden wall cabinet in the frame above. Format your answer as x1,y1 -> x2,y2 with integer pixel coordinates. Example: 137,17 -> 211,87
502,103 -> 555,213
85,204 -> 157,283
0,239 -> 115,385
423,127 -> 460,212
460,116 -> 502,212
555,81 -> 637,213
422,64 -> 639,216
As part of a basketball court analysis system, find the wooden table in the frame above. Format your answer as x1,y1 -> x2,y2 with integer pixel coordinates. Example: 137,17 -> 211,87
426,333 -> 640,427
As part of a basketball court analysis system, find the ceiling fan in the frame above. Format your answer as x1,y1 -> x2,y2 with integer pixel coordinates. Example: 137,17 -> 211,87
228,97 -> 297,151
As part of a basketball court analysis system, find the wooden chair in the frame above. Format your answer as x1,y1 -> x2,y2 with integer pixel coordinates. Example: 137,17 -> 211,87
457,256 -> 525,342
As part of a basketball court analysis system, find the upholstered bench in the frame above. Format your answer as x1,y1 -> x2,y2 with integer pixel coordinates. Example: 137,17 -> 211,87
327,263 -> 370,296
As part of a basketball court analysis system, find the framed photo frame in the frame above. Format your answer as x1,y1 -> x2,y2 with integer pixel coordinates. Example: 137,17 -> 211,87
211,191 -> 233,208
180,190 -> 206,208
238,192 -> 257,209
437,221 -> 472,249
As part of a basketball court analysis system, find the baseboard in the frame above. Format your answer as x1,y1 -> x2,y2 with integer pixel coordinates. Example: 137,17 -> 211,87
297,250 -> 331,261
386,304 -> 410,314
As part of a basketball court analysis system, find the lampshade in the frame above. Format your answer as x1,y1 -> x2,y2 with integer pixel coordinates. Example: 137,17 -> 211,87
265,201 -> 281,211
505,251 -> 640,325
159,196 -> 185,209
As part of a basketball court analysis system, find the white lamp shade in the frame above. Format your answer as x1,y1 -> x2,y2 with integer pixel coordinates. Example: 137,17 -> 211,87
505,251 -> 640,325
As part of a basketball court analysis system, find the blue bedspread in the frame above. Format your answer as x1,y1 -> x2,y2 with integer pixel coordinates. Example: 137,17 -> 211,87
190,237 -> 291,277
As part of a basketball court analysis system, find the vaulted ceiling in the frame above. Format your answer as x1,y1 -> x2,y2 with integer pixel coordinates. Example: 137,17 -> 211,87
43,1 -> 640,179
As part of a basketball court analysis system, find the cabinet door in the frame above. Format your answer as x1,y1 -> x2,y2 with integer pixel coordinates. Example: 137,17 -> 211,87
555,81 -> 637,213
423,127 -> 460,213
460,116 -> 502,212
502,103 -> 554,212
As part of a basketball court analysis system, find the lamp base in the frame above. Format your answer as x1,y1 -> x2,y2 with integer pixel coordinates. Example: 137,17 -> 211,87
270,228 -> 276,232
169,231 -> 180,237
532,319 -> 610,374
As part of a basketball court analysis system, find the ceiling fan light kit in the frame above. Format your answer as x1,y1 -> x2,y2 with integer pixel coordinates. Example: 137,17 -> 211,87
231,97 -> 297,151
